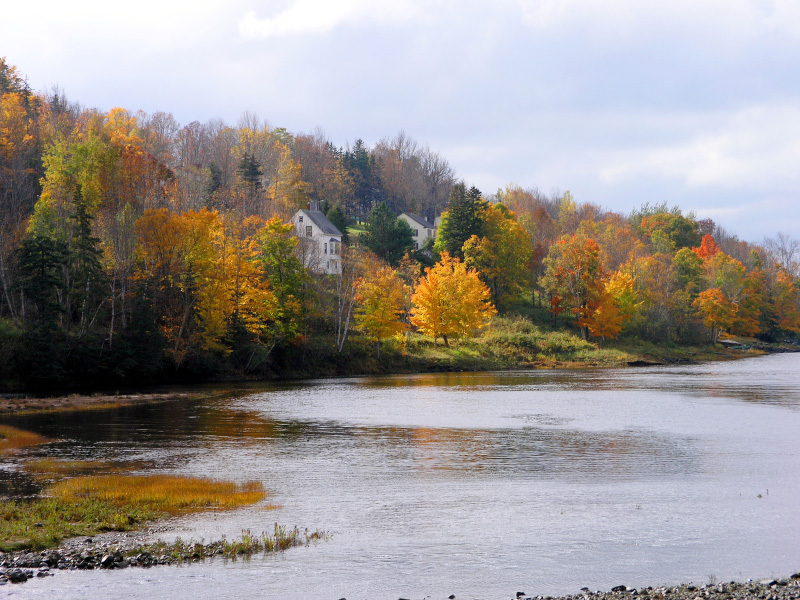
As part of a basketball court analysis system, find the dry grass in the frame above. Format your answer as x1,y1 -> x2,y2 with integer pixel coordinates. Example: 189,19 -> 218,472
0,424 -> 51,455
48,474 -> 266,514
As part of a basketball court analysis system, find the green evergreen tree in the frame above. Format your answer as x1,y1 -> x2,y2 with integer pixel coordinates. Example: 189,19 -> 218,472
434,183 -> 488,259
345,139 -> 385,221
360,202 -> 414,265
15,234 -> 69,387
326,206 -> 350,245
206,163 -> 223,203
16,235 -> 68,327
237,152 -> 262,191
70,186 -> 106,335
118,287 -> 166,379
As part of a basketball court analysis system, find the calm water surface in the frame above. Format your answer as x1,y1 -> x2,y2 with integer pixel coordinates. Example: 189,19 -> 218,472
3,354 -> 799,600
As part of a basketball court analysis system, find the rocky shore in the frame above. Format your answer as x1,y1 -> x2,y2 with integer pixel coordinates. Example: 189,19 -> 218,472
1,532 -> 798,600
0,526 -> 326,586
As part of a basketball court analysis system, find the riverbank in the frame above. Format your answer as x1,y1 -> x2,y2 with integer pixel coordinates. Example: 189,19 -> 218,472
1,525 -> 797,600
2,311 -> 798,397
1,338 -> 793,415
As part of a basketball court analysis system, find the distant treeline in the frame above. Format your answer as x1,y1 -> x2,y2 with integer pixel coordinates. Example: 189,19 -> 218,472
1,58 -> 798,390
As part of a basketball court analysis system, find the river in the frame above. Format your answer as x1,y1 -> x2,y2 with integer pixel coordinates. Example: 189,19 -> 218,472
3,353 -> 799,599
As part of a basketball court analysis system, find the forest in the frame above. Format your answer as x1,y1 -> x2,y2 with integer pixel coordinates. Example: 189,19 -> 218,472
1,58 -> 799,391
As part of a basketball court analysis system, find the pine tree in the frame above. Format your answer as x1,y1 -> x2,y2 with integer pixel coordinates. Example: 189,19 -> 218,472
434,183 -> 488,259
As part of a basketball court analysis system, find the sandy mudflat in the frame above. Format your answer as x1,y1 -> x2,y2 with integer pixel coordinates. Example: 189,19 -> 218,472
0,392 -> 199,414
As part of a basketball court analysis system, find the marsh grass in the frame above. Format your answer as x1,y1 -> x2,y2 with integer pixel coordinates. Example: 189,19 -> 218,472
0,424 -> 50,455
0,475 -> 267,552
127,525 -> 330,562
0,495 -> 161,552
48,474 -> 266,513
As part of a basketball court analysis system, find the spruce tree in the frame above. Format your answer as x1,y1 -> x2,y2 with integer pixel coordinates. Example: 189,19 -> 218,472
70,186 -> 105,335
434,183 -> 488,259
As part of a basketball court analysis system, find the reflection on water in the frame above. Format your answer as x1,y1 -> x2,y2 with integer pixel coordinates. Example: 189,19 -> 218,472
2,353 -> 800,600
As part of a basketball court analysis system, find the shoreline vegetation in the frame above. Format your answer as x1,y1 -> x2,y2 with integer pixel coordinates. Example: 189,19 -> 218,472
0,468 -> 269,554
2,319 -> 797,413
0,525 -> 329,584
2,59 -> 800,399
0,431 -> 327,586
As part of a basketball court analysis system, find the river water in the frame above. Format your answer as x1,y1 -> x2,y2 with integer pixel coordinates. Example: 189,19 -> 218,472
3,354 -> 799,599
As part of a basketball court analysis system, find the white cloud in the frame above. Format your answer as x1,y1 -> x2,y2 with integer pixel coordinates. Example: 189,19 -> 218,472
238,0 -> 422,39
516,0 -> 800,42
598,105 -> 800,190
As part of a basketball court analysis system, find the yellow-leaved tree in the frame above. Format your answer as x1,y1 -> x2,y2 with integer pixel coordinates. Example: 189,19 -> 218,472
355,263 -> 409,356
462,203 -> 532,311
410,252 -> 496,348
584,269 -> 642,342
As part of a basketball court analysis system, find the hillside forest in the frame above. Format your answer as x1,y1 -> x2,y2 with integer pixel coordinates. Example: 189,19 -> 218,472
1,58 -> 799,390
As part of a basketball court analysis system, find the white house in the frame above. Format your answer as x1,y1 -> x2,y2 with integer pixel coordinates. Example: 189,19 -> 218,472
291,206 -> 343,275
399,212 -> 436,250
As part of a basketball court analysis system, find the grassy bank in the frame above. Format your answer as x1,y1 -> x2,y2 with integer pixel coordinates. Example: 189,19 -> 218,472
0,463 -> 268,552
278,315 -> 770,380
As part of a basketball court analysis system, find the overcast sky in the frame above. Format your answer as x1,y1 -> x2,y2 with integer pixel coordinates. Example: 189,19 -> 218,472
4,0 -> 799,242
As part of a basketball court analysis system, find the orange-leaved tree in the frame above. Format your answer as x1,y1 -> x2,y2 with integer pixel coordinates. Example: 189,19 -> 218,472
410,252 -> 496,348
692,234 -> 720,260
692,287 -> 738,342
584,269 -> 641,342
540,233 -> 605,338
772,269 -> 800,335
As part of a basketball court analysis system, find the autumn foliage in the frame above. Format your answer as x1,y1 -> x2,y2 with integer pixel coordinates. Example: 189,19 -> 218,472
1,58 -> 799,390
410,253 -> 496,347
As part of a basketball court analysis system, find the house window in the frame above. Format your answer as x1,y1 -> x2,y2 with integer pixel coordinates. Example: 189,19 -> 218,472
413,229 -> 418,237
330,241 -> 339,255
414,242 -> 419,250
298,216 -> 303,223
324,243 -> 328,255
305,226 -> 313,237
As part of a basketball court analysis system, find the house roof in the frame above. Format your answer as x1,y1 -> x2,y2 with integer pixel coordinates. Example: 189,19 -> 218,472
296,209 -> 342,236
400,212 -> 435,229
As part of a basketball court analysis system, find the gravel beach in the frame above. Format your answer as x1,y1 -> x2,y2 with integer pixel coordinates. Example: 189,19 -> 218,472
1,534 -> 798,600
